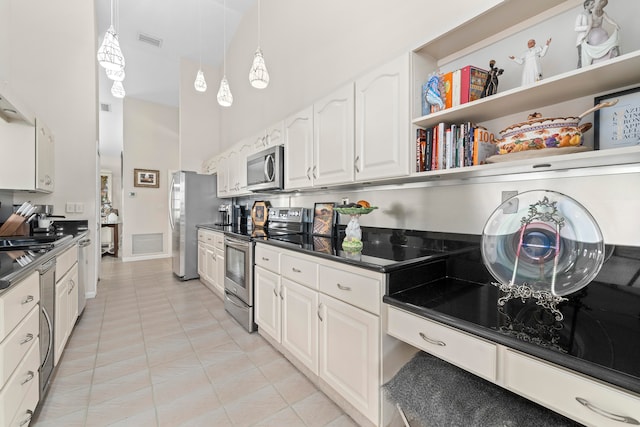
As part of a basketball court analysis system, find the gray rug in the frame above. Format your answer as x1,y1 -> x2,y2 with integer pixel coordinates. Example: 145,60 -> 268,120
383,351 -> 582,427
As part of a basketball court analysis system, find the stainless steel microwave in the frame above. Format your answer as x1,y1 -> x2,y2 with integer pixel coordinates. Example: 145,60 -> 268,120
246,145 -> 284,192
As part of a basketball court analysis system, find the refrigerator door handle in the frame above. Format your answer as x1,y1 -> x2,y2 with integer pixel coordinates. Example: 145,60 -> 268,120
169,174 -> 176,230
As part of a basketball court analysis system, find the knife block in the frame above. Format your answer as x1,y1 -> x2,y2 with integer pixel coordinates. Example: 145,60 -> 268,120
0,214 -> 29,236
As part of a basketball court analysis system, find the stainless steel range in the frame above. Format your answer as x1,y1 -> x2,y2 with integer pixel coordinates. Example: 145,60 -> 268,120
223,207 -> 308,332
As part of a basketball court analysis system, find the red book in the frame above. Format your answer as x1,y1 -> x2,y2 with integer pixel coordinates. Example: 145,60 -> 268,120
459,65 -> 489,105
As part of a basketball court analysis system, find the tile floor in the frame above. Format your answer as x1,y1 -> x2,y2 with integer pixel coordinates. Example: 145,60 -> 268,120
33,257 -> 358,426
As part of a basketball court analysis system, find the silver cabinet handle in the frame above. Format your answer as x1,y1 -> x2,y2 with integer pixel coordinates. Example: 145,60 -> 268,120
292,267 -> 301,273
317,303 -> 323,322
22,295 -> 34,305
262,257 -> 270,261
575,397 -> 640,425
354,155 -> 360,173
419,332 -> 446,347
19,410 -> 33,427
306,167 -> 311,180
273,288 -> 278,297
20,333 -> 34,345
336,283 -> 351,291
312,166 -> 317,179
21,371 -> 35,385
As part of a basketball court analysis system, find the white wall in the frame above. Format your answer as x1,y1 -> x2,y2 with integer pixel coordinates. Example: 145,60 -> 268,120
121,97 -> 179,260
3,0 -> 99,296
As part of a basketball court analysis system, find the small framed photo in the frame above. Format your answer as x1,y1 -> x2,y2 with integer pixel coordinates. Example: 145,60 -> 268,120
594,87 -> 640,150
133,168 -> 160,188
312,202 -> 335,236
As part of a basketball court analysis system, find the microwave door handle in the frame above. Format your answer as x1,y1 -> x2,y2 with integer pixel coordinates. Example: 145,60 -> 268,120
264,154 -> 276,182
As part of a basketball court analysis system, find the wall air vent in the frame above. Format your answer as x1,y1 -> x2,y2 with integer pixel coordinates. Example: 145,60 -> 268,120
100,103 -> 111,112
138,33 -> 163,48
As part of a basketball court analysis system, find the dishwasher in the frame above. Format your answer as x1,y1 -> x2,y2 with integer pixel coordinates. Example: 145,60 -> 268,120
37,259 -> 55,397
77,236 -> 91,315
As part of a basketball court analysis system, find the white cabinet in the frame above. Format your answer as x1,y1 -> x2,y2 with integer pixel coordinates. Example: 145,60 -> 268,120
281,277 -> 318,375
284,106 -> 314,189
355,54 -> 410,182
54,262 -> 78,365
250,121 -> 285,154
313,83 -> 355,187
254,265 -> 281,342
0,117 -> 54,193
216,153 -> 229,197
219,143 -> 252,198
0,270 -> 40,427
197,229 -> 225,297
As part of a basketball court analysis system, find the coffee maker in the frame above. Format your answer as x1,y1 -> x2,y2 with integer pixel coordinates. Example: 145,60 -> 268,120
216,204 -> 232,226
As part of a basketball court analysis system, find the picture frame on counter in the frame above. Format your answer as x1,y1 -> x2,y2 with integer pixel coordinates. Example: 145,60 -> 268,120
312,202 -> 335,237
594,86 -> 640,150
133,168 -> 160,188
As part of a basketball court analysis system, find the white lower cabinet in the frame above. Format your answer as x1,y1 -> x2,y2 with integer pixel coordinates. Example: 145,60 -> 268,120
197,229 -> 225,297
282,278 -> 318,375
254,242 -> 382,425
54,263 -> 78,365
503,349 -> 640,427
319,293 -> 379,424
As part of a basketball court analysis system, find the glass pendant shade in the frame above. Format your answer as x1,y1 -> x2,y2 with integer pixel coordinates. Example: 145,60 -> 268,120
97,26 -> 125,71
217,76 -> 233,107
111,81 -> 126,98
194,69 -> 207,92
249,48 -> 269,89
105,67 -> 125,82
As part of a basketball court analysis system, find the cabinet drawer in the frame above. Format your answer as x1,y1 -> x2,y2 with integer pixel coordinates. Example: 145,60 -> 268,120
387,307 -> 496,382
8,372 -> 38,427
56,244 -> 77,280
213,233 -> 225,250
255,245 -> 280,273
318,265 -> 380,315
503,349 -> 640,427
0,271 -> 39,340
0,306 -> 38,386
281,253 -> 318,290
198,229 -> 215,245
0,340 -> 39,427
197,229 -> 207,242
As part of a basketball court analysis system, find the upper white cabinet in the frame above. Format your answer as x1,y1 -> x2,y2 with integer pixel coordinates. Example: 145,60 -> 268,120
0,117 -> 54,193
250,121 -> 284,154
284,106 -> 314,189
355,54 -> 410,182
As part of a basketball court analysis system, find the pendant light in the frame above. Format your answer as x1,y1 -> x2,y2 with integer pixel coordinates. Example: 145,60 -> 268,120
194,0 -> 207,92
111,81 -> 126,98
97,0 -> 125,71
106,67 -> 125,82
217,0 -> 233,107
249,0 -> 269,89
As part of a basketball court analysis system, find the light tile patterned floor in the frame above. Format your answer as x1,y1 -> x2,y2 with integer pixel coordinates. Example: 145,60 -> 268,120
33,257 -> 358,426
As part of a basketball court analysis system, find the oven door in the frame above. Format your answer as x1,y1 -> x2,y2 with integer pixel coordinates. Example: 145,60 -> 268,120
224,236 -> 253,306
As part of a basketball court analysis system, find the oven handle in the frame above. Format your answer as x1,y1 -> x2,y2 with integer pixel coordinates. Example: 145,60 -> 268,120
224,237 -> 251,251
225,291 -> 248,309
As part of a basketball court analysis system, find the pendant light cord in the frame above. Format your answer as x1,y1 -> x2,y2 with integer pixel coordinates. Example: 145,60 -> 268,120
258,0 -> 261,47
223,0 -> 227,75
198,0 -> 202,67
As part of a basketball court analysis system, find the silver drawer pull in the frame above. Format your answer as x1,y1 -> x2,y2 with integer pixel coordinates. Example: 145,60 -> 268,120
317,303 -> 323,322
21,371 -> 35,385
273,288 -> 278,297
262,257 -> 270,261
19,410 -> 33,427
336,283 -> 351,291
419,332 -> 446,347
292,267 -> 302,273
20,333 -> 34,345
22,295 -> 34,304
575,397 -> 640,425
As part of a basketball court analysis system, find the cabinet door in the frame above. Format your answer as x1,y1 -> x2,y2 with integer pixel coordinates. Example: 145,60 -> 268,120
319,294 -> 379,424
282,278 -> 318,374
254,266 -> 281,343
204,245 -> 217,291
355,54 -> 409,181
67,264 -> 79,328
265,121 -> 284,147
237,143 -> 252,195
216,155 -> 229,197
0,120 -> 35,191
35,119 -> 55,192
226,150 -> 240,194
197,242 -> 206,278
215,249 -> 225,295
54,279 -> 69,366
284,106 -> 314,189
313,83 -> 355,187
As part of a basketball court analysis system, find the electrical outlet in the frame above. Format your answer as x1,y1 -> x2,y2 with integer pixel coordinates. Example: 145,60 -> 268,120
341,197 -> 349,205
75,202 -> 84,213
65,202 -> 75,213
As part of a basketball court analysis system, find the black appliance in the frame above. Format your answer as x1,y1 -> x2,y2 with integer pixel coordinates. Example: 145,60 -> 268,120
246,145 -> 284,192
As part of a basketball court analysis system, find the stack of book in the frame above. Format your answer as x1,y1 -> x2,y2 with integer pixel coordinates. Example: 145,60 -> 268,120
421,65 -> 489,116
415,123 -> 497,172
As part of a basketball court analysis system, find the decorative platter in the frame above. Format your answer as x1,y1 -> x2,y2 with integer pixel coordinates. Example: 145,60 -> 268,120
334,206 -> 378,215
485,146 -> 591,163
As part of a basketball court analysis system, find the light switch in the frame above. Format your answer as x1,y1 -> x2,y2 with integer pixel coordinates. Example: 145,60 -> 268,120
65,202 -> 75,213
75,202 -> 84,213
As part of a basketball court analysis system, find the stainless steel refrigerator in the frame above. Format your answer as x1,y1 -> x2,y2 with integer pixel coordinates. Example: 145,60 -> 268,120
170,171 -> 221,280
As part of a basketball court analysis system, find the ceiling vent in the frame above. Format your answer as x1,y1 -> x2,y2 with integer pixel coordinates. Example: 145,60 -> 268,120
138,33 -> 163,48
100,103 -> 111,112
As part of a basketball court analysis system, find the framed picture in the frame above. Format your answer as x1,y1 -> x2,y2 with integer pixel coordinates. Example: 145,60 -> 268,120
312,202 -> 335,236
133,168 -> 160,188
594,87 -> 640,150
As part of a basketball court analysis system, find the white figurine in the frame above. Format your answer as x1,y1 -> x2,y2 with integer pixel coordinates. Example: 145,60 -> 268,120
580,0 -> 620,67
575,0 -> 596,68
509,38 -> 552,86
